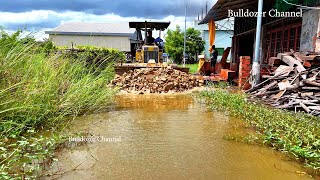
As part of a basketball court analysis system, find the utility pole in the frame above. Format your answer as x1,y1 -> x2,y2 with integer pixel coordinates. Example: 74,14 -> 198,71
183,1 -> 187,67
201,8 -> 203,20
206,1 -> 208,14
252,0 -> 263,86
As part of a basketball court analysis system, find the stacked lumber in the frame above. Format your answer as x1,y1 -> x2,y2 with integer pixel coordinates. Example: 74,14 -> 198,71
247,50 -> 320,115
267,50 -> 320,71
111,67 -> 204,93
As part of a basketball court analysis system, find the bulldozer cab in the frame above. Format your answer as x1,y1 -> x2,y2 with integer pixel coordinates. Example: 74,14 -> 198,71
129,21 -> 170,64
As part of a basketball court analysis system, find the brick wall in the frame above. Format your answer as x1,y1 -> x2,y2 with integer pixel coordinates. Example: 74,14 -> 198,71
238,56 -> 251,90
238,57 -> 272,90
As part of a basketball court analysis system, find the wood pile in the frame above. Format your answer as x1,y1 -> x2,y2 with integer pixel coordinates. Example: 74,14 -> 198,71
111,67 -> 204,93
247,50 -> 320,116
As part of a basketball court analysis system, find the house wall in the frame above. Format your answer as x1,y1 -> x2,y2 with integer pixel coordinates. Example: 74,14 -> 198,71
49,34 -> 131,51
300,9 -> 320,52
201,30 -> 233,60
232,16 -> 303,63
199,30 -> 233,60
215,31 -> 233,60
201,30 -> 210,58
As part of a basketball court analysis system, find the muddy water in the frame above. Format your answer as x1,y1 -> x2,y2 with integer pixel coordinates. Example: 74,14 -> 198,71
49,95 -> 312,180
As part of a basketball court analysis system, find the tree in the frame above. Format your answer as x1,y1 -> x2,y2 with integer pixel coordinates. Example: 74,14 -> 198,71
186,28 -> 205,62
165,25 -> 184,64
165,26 -> 205,64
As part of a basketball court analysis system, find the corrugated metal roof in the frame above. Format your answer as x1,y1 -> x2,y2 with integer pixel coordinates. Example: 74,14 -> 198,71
199,0 -> 258,24
45,22 -> 135,36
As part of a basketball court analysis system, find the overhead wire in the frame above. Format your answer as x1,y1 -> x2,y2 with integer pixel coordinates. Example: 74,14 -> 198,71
282,0 -> 320,9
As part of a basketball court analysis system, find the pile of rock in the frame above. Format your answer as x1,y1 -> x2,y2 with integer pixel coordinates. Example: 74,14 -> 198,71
111,67 -> 204,93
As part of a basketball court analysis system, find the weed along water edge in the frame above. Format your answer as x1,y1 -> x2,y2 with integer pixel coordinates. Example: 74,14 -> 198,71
0,32 -> 121,178
198,89 -> 320,176
46,94 -> 312,179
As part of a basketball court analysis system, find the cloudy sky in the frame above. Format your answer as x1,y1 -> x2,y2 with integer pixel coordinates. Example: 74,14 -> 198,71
0,0 -> 216,40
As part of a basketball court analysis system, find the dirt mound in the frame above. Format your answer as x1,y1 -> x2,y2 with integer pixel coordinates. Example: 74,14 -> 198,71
111,67 -> 204,93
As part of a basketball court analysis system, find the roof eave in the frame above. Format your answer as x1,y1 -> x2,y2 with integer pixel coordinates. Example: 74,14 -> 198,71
45,31 -> 134,37
199,0 -> 258,24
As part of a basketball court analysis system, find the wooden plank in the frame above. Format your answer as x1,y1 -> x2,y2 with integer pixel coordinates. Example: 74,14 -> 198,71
296,64 -> 306,74
306,71 -> 320,82
290,49 -> 303,62
276,101 -> 297,109
274,65 -> 294,77
304,80 -> 320,87
301,92 -> 314,97
280,55 -> 306,74
247,66 -> 320,115
260,81 -> 278,91
262,75 -> 274,79
277,52 -> 292,60
256,90 -> 281,96
281,55 -> 297,67
302,87 -> 320,90
308,106 -> 320,111
306,95 -> 320,101
297,99 -> 319,103
291,72 -> 301,85
219,47 -> 231,68
256,81 -> 278,95
299,102 -> 310,113
272,90 -> 286,99
262,75 -> 286,80
246,69 -> 290,93
278,80 -> 293,90
299,55 -> 317,61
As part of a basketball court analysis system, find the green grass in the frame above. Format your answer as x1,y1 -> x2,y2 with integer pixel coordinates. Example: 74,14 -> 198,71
0,31 -> 121,179
198,89 -> 320,175
178,64 -> 198,74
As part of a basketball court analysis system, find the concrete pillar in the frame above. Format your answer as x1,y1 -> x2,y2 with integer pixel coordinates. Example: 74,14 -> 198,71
300,9 -> 320,53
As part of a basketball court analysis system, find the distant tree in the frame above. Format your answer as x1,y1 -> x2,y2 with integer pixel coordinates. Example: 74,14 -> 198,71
165,25 -> 184,64
165,25 -> 205,64
186,27 -> 205,62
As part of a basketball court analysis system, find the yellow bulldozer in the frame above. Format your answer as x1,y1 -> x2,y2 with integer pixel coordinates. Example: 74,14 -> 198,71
130,21 -> 168,64
114,21 -> 189,75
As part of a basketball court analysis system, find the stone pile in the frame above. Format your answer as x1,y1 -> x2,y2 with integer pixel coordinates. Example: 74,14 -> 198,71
111,67 -> 204,93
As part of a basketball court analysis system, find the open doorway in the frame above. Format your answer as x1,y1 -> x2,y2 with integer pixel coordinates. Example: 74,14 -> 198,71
238,32 -> 255,62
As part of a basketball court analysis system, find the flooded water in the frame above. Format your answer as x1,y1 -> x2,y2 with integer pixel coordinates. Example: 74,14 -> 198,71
47,95 -> 312,180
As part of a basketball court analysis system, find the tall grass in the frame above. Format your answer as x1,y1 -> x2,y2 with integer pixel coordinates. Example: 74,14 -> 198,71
0,35 -> 119,137
0,31 -> 121,178
198,89 -> 320,174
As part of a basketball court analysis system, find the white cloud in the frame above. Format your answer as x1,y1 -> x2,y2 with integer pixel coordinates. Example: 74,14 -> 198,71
0,10 -> 197,40
0,10 -> 50,24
